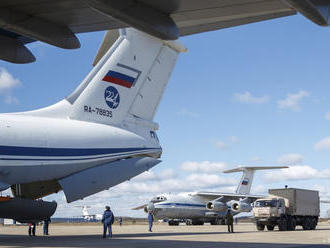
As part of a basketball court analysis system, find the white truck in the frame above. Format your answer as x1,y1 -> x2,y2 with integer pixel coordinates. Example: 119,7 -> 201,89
253,188 -> 320,231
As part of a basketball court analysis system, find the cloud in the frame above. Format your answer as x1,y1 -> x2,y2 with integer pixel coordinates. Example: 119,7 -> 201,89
181,161 -> 227,173
277,90 -> 309,111
325,112 -> 330,121
233,91 -> 269,104
215,141 -> 228,150
264,165 -> 330,182
0,68 -> 21,104
277,153 -> 304,165
314,137 -> 330,151
228,136 -> 239,144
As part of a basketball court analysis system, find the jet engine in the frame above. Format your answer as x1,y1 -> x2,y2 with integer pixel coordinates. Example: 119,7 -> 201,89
231,201 -> 252,212
206,201 -> 227,212
0,197 -> 57,223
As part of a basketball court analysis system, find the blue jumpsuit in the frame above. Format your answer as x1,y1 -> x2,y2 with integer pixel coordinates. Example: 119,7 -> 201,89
148,213 -> 154,232
102,210 -> 114,238
43,218 -> 51,235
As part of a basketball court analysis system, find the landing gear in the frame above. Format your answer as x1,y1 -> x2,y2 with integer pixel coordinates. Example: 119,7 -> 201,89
191,219 -> 204,225
210,218 -> 222,225
168,220 -> 179,226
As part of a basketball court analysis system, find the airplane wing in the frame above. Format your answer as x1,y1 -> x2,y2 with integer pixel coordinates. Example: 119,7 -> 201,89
196,192 -> 265,201
1,0 -> 329,63
131,204 -> 147,210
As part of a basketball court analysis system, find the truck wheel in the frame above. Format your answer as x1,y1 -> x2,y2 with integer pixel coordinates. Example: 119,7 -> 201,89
287,217 -> 296,231
278,220 -> 287,231
168,220 -> 179,226
266,225 -> 275,231
256,222 -> 265,231
310,218 -> 317,230
302,218 -> 311,230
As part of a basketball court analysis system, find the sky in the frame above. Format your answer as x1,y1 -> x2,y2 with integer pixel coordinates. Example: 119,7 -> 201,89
1,13 -> 330,218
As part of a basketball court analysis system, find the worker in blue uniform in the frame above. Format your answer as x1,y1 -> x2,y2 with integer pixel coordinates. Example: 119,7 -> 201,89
102,206 -> 114,238
148,212 -> 154,232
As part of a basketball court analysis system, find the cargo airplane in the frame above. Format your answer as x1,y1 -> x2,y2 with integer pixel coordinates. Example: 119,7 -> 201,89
1,0 -> 330,223
0,28 -> 186,223
133,166 -> 287,225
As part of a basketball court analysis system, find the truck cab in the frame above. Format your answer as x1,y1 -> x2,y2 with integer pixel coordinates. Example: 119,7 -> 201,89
253,197 -> 286,218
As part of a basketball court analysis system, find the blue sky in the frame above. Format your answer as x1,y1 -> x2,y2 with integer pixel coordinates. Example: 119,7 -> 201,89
1,14 -> 330,217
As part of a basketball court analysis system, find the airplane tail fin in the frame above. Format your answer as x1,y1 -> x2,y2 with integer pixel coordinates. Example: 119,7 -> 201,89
223,166 -> 288,195
67,28 -> 186,131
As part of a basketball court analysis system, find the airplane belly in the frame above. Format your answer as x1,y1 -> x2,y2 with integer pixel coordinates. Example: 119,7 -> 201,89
155,202 -> 207,219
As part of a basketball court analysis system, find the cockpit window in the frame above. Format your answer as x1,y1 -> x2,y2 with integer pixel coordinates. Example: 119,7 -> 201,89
151,195 -> 167,202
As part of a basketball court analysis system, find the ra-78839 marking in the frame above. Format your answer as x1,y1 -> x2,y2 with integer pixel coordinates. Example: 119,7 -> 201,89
84,105 -> 112,118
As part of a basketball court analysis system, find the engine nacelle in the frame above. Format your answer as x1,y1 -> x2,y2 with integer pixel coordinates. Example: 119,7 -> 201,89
0,197 -> 57,223
231,201 -> 252,212
206,201 -> 227,212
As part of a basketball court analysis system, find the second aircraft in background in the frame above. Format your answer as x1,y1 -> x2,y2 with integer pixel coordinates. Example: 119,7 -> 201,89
133,166 -> 287,225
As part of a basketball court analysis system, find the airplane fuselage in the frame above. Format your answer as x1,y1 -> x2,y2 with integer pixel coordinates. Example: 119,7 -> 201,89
151,193 -> 231,221
0,113 -> 161,186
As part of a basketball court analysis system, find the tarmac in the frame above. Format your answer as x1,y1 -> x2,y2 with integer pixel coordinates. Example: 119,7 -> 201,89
0,222 -> 330,248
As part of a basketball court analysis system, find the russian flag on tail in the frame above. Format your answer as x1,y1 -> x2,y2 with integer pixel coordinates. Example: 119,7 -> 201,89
241,178 -> 249,185
102,70 -> 136,88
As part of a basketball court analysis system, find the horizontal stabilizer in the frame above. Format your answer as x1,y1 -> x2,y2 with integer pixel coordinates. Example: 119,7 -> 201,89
223,166 -> 288,195
223,166 -> 288,173
59,157 -> 161,203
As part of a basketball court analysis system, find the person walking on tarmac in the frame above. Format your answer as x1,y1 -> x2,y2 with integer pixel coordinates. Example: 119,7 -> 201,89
225,209 -> 234,233
43,218 -> 51,235
102,206 -> 115,239
28,223 -> 36,237
148,212 -> 154,232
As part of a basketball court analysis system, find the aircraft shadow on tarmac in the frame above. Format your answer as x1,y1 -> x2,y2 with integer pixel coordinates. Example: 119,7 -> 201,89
0,234 -> 329,248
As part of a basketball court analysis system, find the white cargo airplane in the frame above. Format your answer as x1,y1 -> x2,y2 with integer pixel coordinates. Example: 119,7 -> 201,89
133,166 -> 287,225
76,206 -> 102,221
0,28 -> 186,223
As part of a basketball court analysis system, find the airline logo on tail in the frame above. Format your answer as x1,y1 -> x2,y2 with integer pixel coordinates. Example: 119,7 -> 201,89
104,86 -> 120,109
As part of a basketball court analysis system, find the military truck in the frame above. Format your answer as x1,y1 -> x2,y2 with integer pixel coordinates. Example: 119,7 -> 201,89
253,188 -> 319,231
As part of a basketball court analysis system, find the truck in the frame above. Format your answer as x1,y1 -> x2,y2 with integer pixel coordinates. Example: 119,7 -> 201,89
253,188 -> 320,231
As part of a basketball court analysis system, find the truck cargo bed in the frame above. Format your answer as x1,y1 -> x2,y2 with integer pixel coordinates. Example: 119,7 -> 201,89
269,188 -> 319,216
